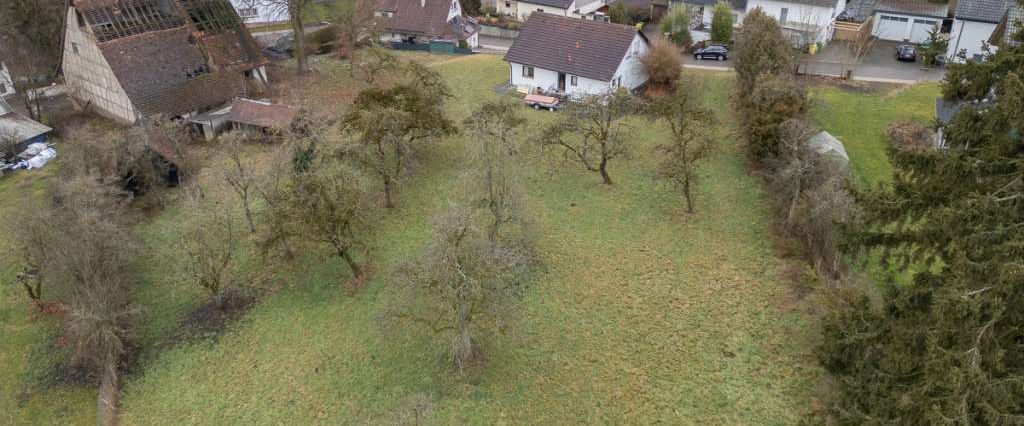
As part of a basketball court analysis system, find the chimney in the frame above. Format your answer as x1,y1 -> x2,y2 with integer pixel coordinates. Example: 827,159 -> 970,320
421,0 -> 425,7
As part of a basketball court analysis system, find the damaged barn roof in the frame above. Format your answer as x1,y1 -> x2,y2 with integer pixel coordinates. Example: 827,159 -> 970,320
226,98 -> 298,130
71,0 -> 266,118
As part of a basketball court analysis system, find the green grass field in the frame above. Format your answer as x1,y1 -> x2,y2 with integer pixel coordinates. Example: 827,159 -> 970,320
811,82 -> 941,187
1,55 -> 940,425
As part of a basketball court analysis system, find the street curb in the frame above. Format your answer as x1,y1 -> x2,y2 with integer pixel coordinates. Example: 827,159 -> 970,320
681,64 -> 733,71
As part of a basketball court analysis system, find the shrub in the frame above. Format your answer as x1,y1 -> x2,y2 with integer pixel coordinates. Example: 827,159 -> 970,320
734,7 -> 794,95
739,75 -> 808,163
660,6 -> 693,49
710,2 -> 733,43
641,39 -> 683,91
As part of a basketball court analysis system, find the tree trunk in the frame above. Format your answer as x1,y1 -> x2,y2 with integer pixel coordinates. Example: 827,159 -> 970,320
598,158 -> 613,185
683,179 -> 695,214
383,175 -> 395,209
242,193 -> 256,234
97,364 -> 119,426
292,13 -> 307,75
338,249 -> 363,280
451,302 -> 476,371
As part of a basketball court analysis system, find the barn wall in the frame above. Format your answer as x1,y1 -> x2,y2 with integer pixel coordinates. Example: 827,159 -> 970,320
62,7 -> 137,124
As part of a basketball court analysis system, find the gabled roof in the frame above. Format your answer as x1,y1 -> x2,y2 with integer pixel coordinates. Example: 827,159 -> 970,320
875,0 -> 949,18
0,112 -> 52,143
374,0 -> 478,40
683,0 -> 748,11
225,98 -> 297,129
519,0 -> 576,8
69,0 -> 265,118
955,0 -> 1010,22
763,0 -> 841,8
504,13 -> 647,82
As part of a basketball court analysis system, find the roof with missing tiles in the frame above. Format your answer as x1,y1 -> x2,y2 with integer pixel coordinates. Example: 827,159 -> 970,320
70,0 -> 265,118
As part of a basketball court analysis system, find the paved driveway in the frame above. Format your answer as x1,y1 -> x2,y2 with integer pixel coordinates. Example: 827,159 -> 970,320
801,40 -> 945,83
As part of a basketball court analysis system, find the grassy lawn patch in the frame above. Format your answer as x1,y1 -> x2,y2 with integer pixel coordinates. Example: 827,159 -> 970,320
810,82 -> 941,187
4,55 -> 819,424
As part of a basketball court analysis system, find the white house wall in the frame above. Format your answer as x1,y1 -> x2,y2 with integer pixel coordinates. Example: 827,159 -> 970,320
698,6 -> 745,27
747,1 -> 840,44
611,34 -> 649,91
230,0 -> 288,25
62,7 -> 137,124
509,62 -> 613,96
872,11 -> 942,43
947,20 -> 998,61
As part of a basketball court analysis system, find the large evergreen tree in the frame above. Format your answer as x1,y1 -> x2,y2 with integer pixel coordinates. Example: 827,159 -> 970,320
820,5 -> 1024,422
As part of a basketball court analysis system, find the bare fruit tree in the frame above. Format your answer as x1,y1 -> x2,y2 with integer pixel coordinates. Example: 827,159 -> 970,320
261,156 -> 376,282
181,185 -> 240,307
646,75 -> 717,213
221,132 -> 259,233
396,206 -> 527,372
247,0 -> 316,74
540,89 -> 637,185
341,63 -> 455,208
462,99 -> 527,243
14,175 -> 137,426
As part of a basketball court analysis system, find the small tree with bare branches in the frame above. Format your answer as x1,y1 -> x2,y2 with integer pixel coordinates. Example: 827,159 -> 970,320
646,75 -> 716,213
221,132 -> 259,233
341,63 -> 455,207
261,155 -> 375,283
181,187 -> 240,307
396,205 -> 527,372
462,99 -> 527,243
540,89 -> 636,185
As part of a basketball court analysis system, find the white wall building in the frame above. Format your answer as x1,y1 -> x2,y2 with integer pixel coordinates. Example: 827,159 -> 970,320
230,0 -> 289,26
747,0 -> 846,45
504,13 -> 649,97
870,0 -> 948,43
513,0 -> 605,20
946,0 -> 1009,61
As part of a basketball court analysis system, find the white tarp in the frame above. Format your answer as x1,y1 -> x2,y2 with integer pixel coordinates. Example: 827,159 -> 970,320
12,146 -> 56,170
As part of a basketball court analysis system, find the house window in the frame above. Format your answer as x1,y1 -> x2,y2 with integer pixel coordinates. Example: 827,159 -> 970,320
779,8 -> 788,24
375,11 -> 394,17
505,1 -> 511,7
523,66 -> 534,78
72,42 -> 81,54
238,8 -> 258,18
570,75 -> 578,86
537,8 -> 544,12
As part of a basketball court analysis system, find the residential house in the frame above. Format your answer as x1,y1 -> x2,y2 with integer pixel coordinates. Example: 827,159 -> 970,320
512,0 -> 607,21
504,13 -> 650,96
230,0 -> 288,26
746,0 -> 848,46
680,0 -> 747,29
870,0 -> 948,43
62,0 -> 269,125
375,0 -> 480,48
947,0 -> 1009,61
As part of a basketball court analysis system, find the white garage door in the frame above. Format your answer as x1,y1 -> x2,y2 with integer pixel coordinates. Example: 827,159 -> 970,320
910,19 -> 938,43
876,15 -> 909,40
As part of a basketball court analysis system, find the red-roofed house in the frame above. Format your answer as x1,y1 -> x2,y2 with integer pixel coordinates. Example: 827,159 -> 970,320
374,0 -> 480,47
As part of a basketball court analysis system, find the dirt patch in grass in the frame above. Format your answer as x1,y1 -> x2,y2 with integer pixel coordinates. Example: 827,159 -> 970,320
798,75 -> 897,94
171,290 -> 258,344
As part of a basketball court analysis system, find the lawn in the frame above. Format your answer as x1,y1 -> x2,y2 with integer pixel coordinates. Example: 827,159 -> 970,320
810,82 -> 941,187
4,55 -> 823,424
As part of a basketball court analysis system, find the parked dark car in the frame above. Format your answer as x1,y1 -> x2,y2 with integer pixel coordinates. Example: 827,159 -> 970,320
895,44 -> 917,62
693,45 -> 728,61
